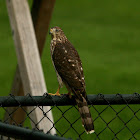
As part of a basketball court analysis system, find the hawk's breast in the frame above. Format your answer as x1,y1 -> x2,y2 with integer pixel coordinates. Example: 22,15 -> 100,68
52,39 -> 86,91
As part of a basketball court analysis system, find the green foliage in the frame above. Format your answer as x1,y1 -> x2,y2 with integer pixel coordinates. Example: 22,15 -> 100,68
0,0 -> 140,139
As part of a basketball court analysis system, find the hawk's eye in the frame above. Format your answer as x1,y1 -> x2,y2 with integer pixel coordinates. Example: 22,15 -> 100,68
56,29 -> 59,32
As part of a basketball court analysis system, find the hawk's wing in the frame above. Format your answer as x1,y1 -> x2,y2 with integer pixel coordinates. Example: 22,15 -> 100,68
52,41 -> 86,100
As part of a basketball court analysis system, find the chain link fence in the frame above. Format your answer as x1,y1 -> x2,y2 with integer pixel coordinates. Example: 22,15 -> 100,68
0,93 -> 140,140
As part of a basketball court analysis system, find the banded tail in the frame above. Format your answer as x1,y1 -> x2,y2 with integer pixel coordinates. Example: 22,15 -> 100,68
76,97 -> 95,134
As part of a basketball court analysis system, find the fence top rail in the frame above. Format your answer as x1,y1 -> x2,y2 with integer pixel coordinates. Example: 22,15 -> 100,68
0,121 -> 68,140
0,93 -> 140,107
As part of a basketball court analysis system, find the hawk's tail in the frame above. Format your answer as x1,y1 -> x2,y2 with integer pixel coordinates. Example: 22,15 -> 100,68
76,97 -> 95,134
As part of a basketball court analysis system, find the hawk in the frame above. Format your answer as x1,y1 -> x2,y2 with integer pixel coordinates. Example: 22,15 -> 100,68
49,26 -> 94,134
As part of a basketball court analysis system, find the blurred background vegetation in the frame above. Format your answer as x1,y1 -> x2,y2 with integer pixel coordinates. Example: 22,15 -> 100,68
0,0 -> 140,139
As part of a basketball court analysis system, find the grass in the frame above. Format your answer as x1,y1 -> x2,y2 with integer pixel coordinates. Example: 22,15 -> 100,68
0,0 -> 140,139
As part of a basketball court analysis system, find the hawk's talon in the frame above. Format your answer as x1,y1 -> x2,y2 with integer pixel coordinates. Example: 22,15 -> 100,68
66,93 -> 72,99
48,87 -> 61,96
48,92 -> 61,96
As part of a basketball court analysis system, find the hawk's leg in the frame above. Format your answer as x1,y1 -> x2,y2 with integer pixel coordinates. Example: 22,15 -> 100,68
48,86 -> 61,96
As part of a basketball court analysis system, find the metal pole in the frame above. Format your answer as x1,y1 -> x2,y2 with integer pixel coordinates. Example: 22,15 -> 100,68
0,93 -> 140,107
0,121 -> 68,140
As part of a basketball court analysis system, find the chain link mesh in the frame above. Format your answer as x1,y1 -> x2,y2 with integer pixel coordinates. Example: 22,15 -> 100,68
0,93 -> 140,140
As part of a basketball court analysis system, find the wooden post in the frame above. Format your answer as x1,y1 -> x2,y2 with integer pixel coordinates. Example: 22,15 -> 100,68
5,0 -> 56,134
32,0 -> 56,55
4,66 -> 26,124
4,0 -> 56,125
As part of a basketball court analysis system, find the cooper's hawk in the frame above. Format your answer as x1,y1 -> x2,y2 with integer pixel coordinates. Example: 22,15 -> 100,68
49,26 -> 94,134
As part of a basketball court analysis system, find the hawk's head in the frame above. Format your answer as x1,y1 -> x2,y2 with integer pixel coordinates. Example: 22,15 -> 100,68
49,26 -> 65,40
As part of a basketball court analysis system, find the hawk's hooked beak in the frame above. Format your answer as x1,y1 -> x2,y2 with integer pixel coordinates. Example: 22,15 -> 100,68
49,28 -> 53,35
